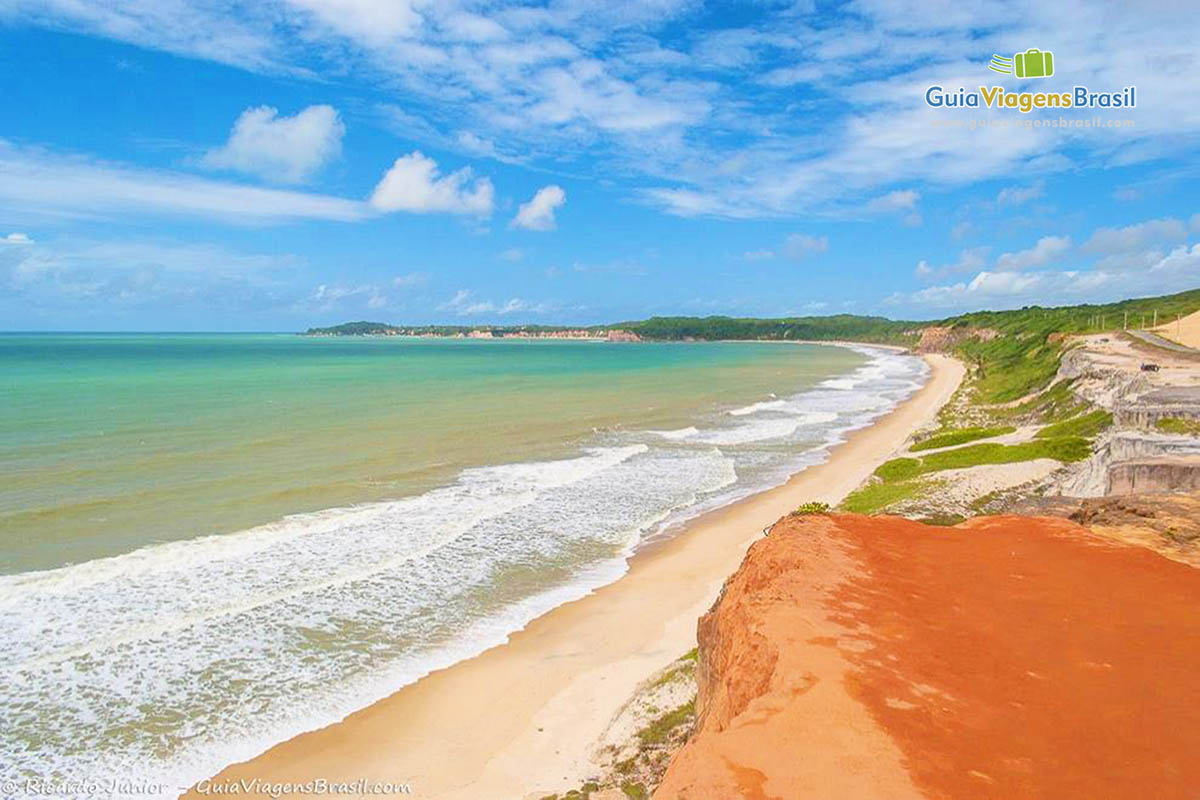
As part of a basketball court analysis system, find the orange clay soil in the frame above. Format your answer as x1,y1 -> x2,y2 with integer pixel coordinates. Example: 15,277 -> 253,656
655,513 -> 1200,800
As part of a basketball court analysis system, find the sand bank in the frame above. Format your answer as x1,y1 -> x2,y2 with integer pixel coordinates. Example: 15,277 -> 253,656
188,353 -> 963,800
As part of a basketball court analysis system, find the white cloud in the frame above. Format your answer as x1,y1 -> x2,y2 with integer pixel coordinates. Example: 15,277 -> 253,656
369,151 -> 494,215
0,140 -> 369,223
995,236 -> 1071,271
285,0 -> 424,46
888,245 -> 1200,314
1082,218 -> 1189,254
0,237 -> 300,312
202,105 -> 344,183
996,181 -> 1044,206
392,271 -> 429,287
743,249 -> 775,261
782,233 -> 828,261
512,185 -> 565,230
914,246 -> 989,280
867,190 -> 919,211
3,232 -> 32,244
302,282 -> 387,313
9,1 -> 1200,223
498,247 -> 525,261
867,189 -> 921,225
438,288 -> 548,316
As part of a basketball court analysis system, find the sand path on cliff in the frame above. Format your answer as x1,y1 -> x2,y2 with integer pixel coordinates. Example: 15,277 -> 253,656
188,354 -> 963,800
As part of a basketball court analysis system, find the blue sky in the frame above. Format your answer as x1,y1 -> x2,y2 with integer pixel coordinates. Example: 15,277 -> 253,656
0,0 -> 1197,330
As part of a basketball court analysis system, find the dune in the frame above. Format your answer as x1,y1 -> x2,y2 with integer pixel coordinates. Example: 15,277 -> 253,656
1154,308 -> 1200,349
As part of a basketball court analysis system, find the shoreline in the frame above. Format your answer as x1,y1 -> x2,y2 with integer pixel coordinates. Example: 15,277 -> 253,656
189,352 -> 963,800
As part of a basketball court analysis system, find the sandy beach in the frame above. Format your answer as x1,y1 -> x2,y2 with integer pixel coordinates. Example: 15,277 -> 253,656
188,353 -> 963,800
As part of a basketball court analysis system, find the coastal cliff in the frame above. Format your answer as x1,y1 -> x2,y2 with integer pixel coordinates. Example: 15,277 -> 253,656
654,512 -> 1200,800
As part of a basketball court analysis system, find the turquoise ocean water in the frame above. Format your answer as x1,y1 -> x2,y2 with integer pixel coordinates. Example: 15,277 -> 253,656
0,333 -> 927,792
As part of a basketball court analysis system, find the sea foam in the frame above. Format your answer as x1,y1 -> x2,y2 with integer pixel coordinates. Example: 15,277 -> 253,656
0,345 -> 927,796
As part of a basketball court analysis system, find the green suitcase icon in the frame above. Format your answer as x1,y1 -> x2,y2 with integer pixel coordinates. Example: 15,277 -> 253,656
1014,48 -> 1054,78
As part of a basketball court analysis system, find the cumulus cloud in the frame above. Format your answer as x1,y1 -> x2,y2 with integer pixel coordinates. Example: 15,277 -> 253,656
782,233 -> 828,261
3,232 -> 32,244
202,105 -> 345,183
369,152 -> 494,215
995,236 -> 1071,271
512,185 -> 566,230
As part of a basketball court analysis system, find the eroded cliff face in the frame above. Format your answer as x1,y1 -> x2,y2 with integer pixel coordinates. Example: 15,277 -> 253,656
1046,337 -> 1200,497
655,513 -> 1200,800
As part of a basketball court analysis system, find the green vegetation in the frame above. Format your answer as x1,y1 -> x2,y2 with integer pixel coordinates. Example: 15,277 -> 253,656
948,288 -> 1200,403
875,437 -> 1092,482
305,320 -> 404,335
874,457 -> 923,482
919,513 -> 967,526
1156,417 -> 1200,435
620,782 -> 648,800
840,480 -> 928,514
791,501 -> 831,515
649,651 -> 698,689
1036,410 -> 1113,439
637,700 -> 695,747
911,426 -> 1016,451
618,314 -> 917,344
991,378 -> 1089,424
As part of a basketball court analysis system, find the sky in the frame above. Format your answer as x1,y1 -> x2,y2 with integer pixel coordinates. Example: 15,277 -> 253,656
0,0 -> 1197,331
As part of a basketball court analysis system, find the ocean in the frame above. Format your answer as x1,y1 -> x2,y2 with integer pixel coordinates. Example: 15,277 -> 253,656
0,333 -> 927,792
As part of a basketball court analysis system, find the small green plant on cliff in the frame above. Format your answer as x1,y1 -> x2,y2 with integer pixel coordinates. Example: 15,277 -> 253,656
637,700 -> 695,747
1157,417 -> 1200,435
911,426 -> 1016,451
1035,409 -> 1112,440
620,782 -> 648,800
840,479 -> 929,514
791,501 -> 831,515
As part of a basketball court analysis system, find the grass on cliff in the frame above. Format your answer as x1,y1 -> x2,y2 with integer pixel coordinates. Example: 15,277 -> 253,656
840,479 -> 930,514
1036,409 -> 1113,440
911,426 -> 1016,451
948,288 -> 1200,403
637,700 -> 695,747
1157,417 -> 1200,435
875,437 -> 1092,483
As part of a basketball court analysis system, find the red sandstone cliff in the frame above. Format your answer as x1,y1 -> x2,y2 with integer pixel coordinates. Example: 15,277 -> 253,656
655,513 -> 1200,800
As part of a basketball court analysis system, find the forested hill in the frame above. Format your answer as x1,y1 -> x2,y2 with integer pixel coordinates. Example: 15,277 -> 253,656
307,288 -> 1200,347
